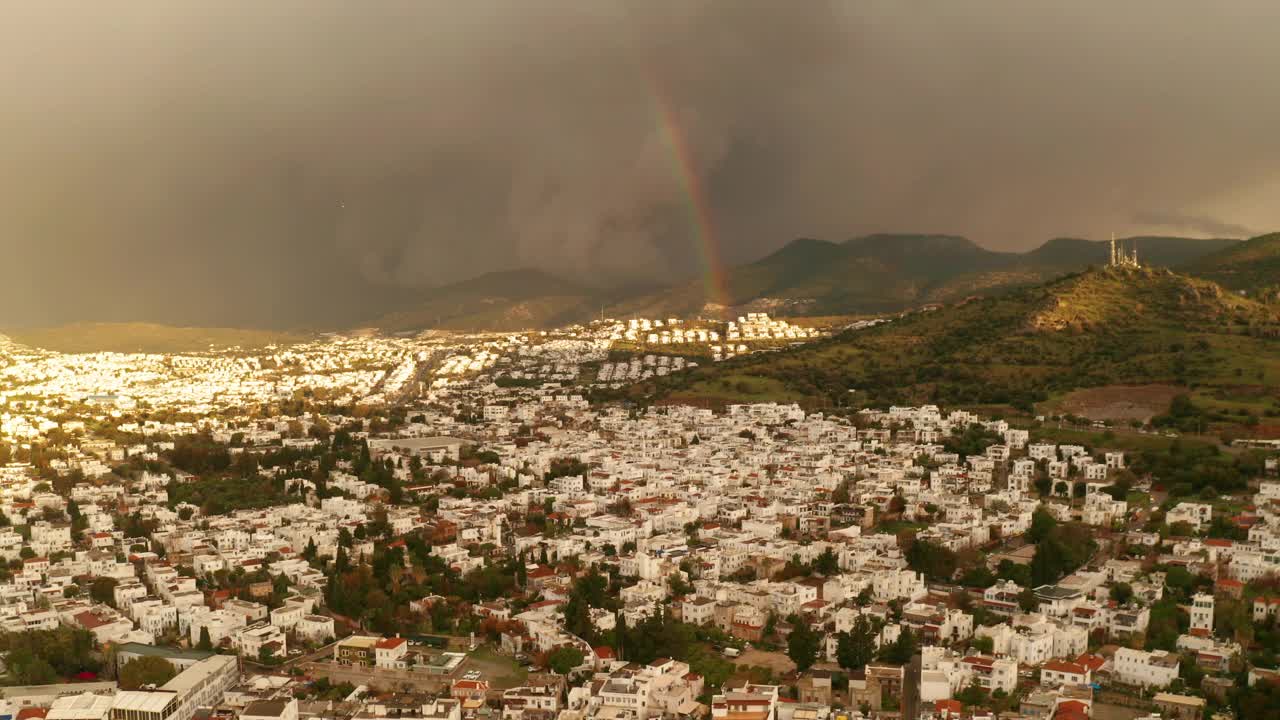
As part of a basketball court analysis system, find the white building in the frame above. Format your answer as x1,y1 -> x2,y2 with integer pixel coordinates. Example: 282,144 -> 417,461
1113,648 -> 1179,688
1189,593 -> 1214,635
294,614 -> 336,644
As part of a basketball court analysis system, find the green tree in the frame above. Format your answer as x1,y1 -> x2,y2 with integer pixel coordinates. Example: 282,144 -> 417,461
814,548 -> 840,576
955,680 -> 987,707
119,656 -> 177,689
905,540 -> 958,581
197,626 -> 213,651
1145,598 -> 1185,651
90,576 -> 119,605
787,620 -> 821,673
959,566 -> 996,588
832,479 -> 852,504
1034,476 -> 1052,497
5,648 -> 57,684
668,573 -> 694,597
0,627 -> 101,682
562,567 -> 611,639
1110,582 -> 1133,605
67,499 -> 88,540
1030,538 -> 1071,586
1163,566 -> 1196,600
878,627 -> 916,665
547,646 -> 584,674
1028,507 -> 1057,543
836,616 -> 877,671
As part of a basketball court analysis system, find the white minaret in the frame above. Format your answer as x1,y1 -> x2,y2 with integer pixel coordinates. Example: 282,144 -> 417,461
1110,234 -> 1117,266
1190,593 -> 1214,635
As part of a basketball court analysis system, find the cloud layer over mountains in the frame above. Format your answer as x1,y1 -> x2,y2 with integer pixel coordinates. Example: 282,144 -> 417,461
2,1 -> 1278,326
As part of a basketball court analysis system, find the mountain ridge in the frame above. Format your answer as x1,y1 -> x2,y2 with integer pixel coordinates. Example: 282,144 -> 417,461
7,234 -> 1258,347
1182,232 -> 1280,299
610,233 -> 1241,321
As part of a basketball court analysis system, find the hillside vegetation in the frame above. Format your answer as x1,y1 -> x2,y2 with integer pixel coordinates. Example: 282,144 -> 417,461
1184,232 -> 1280,298
611,234 -> 1238,319
361,234 -> 1243,332
638,268 -> 1280,421
364,234 -> 1240,332
371,269 -> 606,333
6,323 -> 308,354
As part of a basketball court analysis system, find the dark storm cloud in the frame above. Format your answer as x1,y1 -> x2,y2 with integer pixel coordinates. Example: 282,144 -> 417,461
1,1 -> 1278,327
1131,211 -> 1257,239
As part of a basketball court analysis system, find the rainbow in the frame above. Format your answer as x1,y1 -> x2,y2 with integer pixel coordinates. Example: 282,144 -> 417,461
644,73 -> 731,313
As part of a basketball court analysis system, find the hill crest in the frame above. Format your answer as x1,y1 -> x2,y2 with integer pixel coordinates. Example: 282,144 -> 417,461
638,267 -> 1280,412
611,233 -> 1239,321
1184,232 -> 1280,297
1029,266 -> 1272,332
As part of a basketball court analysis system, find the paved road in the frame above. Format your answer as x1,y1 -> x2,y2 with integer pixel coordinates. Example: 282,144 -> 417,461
400,352 -> 441,403
282,641 -> 337,668
239,640 -> 337,674
903,653 -> 920,720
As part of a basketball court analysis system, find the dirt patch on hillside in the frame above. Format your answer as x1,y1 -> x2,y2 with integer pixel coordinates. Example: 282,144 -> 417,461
732,648 -> 796,675
1054,384 -> 1183,422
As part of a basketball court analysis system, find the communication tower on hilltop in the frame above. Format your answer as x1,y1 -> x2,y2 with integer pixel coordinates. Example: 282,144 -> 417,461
1109,233 -> 1140,268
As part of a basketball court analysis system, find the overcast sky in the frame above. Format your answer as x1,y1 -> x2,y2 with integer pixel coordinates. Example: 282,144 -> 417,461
2,1 -> 1278,328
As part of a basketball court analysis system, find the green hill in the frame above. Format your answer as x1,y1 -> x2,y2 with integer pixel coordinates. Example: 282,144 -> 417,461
1184,232 -> 1280,298
638,267 -> 1280,418
371,269 -> 604,332
1028,236 -> 1238,268
610,234 -> 1238,319
365,234 -> 1243,332
6,323 -> 309,354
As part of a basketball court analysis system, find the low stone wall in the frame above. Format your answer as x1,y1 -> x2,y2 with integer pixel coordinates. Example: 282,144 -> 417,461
302,661 -> 454,693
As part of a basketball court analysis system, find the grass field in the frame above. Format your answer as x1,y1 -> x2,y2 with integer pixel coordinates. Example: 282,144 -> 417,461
1125,491 -> 1153,509
1027,426 -> 1217,454
465,646 -> 527,689
663,373 -> 809,407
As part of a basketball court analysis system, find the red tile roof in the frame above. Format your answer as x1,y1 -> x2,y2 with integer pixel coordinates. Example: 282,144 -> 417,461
73,610 -> 112,630
935,700 -> 963,715
1057,701 -> 1088,714
1043,660 -> 1087,675
454,680 -> 488,690
1075,653 -> 1106,672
